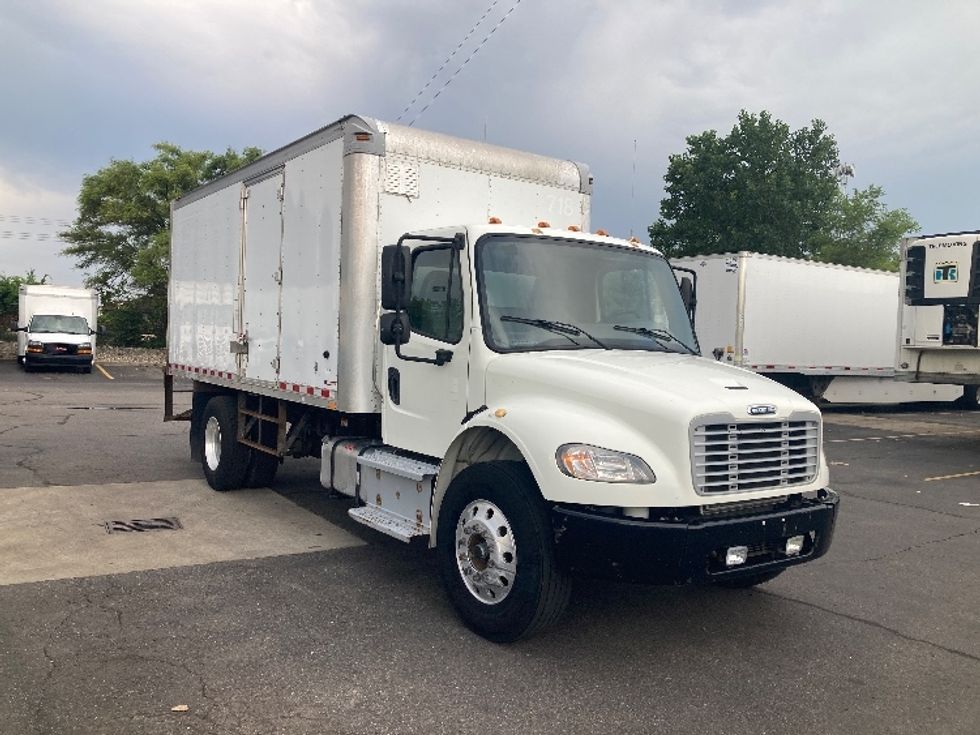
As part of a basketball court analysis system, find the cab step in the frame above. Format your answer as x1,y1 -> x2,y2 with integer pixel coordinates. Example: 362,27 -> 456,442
348,506 -> 425,543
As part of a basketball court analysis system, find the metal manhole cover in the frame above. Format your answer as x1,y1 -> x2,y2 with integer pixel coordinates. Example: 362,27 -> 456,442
104,517 -> 183,534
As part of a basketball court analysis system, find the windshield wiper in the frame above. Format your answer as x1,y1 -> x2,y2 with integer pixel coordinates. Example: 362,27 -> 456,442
613,325 -> 697,355
500,316 -> 609,349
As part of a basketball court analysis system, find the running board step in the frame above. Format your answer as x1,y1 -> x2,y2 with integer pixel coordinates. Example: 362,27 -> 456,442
348,506 -> 425,543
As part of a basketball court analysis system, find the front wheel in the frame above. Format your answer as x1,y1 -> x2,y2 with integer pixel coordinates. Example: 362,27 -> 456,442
436,461 -> 571,642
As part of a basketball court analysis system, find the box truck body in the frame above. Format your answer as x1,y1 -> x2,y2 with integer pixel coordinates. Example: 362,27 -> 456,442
896,232 -> 980,405
15,285 -> 99,372
673,252 -> 961,404
167,116 -> 838,640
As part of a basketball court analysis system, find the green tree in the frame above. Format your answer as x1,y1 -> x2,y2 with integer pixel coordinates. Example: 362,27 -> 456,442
0,269 -> 48,322
61,142 -> 262,344
648,110 -> 916,268
814,185 -> 919,270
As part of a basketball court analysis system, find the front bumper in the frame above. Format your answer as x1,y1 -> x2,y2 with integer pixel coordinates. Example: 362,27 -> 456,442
552,490 -> 839,584
25,353 -> 93,368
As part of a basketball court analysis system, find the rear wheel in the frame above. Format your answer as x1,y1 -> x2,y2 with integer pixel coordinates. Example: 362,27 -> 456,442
200,396 -> 249,491
437,461 -> 571,642
957,385 -> 980,410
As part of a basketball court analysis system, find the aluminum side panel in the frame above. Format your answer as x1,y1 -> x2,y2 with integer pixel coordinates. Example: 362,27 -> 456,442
739,257 -> 899,369
278,141 -> 343,396
337,152 -> 383,413
169,186 -> 240,374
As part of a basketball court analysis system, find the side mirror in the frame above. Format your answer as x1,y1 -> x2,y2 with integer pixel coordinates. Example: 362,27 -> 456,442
679,276 -> 695,317
381,244 -> 412,311
379,312 -> 411,346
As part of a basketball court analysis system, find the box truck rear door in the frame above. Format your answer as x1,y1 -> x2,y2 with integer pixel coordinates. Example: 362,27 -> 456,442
242,170 -> 284,384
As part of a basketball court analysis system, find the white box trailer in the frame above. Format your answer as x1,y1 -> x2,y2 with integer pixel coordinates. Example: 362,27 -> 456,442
896,232 -> 980,405
167,115 -> 838,641
14,284 -> 99,372
672,252 -> 962,404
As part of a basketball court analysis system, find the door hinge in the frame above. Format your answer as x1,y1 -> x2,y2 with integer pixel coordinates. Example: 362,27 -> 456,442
273,268 -> 282,284
277,182 -> 285,202
271,357 -> 280,372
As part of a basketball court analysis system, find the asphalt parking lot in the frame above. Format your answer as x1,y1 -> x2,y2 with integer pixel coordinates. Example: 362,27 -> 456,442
1,361 -> 978,735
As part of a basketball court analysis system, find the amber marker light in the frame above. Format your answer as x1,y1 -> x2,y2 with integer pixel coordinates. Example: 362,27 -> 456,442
537,220 -> 551,228
567,225 -> 581,232
488,216 -> 502,224
354,132 -> 371,141
595,229 -> 609,236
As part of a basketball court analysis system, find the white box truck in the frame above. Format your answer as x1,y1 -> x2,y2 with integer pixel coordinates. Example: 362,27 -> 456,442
896,232 -> 980,406
14,284 -> 99,373
672,252 -> 962,404
166,115 -> 839,641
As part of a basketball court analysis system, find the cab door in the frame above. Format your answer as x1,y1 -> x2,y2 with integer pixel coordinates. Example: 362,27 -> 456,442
381,233 -> 472,458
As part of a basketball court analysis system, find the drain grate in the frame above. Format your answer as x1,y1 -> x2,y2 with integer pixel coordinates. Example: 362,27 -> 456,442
104,517 -> 183,534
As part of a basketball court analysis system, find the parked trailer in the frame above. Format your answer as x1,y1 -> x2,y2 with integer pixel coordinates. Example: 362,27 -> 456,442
672,252 -> 962,404
13,285 -> 99,373
166,115 -> 838,640
896,232 -> 980,405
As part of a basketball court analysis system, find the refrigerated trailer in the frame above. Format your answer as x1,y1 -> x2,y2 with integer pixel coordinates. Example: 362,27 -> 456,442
166,115 -> 838,640
896,232 -> 980,405
672,252 -> 962,404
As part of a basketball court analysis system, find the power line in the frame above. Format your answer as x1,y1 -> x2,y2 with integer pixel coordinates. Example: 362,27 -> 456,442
407,0 -> 524,127
396,0 -> 500,123
0,213 -> 73,228
0,231 -> 68,243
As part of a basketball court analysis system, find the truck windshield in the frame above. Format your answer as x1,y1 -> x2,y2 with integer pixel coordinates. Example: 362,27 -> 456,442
29,315 -> 90,335
476,235 -> 698,354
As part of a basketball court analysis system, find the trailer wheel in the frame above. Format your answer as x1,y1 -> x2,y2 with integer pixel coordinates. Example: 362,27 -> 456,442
714,569 -> 784,588
437,461 -> 571,642
200,396 -> 249,491
957,385 -> 980,410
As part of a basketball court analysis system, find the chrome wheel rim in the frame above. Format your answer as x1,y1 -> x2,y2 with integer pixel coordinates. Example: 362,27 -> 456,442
455,499 -> 517,605
204,416 -> 222,471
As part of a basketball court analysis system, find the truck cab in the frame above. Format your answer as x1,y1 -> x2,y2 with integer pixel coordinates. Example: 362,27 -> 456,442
372,223 -> 837,637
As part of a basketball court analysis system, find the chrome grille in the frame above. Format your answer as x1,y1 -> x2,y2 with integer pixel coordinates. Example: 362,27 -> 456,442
692,418 -> 819,494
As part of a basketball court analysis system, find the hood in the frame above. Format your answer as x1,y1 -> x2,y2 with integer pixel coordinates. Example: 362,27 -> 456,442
485,349 -> 818,423
27,332 -> 93,346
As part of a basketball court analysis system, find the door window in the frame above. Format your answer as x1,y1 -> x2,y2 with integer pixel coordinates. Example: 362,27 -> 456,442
408,247 -> 463,343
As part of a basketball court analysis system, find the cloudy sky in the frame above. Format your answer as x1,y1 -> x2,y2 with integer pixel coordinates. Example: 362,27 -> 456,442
1,0 -> 978,285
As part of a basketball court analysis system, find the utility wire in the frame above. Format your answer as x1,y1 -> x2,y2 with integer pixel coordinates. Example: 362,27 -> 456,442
408,0 -> 524,127
0,213 -> 72,228
0,232 -> 68,242
396,0 -> 500,123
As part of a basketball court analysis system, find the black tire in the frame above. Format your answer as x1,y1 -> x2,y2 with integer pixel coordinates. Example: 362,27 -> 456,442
200,396 -> 249,491
244,439 -> 279,487
436,461 -> 571,642
714,569 -> 784,588
957,385 -> 980,410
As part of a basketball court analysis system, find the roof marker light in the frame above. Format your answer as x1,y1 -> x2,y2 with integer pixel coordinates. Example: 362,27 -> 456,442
567,225 -> 581,232
596,229 -> 608,236
488,216 -> 502,224
537,220 -> 551,228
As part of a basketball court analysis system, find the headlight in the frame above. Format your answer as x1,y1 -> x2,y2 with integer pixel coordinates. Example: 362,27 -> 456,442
556,444 -> 656,484
27,340 -> 44,353
77,342 -> 92,354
